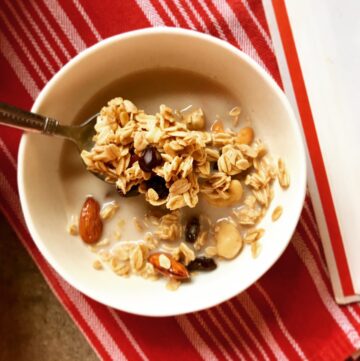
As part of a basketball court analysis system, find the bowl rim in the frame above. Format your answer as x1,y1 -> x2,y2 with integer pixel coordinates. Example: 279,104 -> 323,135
18,27 -> 307,317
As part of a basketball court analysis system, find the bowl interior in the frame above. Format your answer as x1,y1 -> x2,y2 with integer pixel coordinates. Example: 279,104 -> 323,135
19,29 -> 306,316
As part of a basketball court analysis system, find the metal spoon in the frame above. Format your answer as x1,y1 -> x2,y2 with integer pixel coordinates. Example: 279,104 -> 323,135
0,102 -> 105,180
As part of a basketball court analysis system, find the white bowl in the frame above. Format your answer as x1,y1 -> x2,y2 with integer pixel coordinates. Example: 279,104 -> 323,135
18,28 -> 306,317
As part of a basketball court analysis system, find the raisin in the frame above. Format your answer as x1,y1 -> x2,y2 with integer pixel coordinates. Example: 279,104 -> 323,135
138,146 -> 162,172
187,257 -> 217,271
116,185 -> 139,197
128,148 -> 139,167
145,176 -> 169,199
129,154 -> 139,167
185,217 -> 200,243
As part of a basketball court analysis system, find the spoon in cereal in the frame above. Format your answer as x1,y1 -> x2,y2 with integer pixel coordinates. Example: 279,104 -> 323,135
0,102 -> 105,180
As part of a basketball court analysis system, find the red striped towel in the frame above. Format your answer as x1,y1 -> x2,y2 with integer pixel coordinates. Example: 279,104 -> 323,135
0,1 -> 359,360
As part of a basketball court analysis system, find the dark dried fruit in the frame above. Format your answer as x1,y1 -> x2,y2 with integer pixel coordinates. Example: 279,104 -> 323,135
79,197 -> 103,244
138,146 -> 162,172
128,147 -> 139,167
148,252 -> 190,280
145,176 -> 169,199
185,216 -> 200,243
187,257 -> 217,272
116,185 -> 139,197
129,153 -> 139,167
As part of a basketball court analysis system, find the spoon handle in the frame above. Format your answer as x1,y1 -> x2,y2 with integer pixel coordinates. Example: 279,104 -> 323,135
0,102 -> 59,134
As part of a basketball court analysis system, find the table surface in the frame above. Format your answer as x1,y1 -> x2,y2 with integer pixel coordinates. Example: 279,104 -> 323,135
0,212 -> 98,361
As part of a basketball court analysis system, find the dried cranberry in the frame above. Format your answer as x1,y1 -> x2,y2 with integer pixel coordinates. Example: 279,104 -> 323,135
187,257 -> 217,272
145,176 -> 169,199
185,217 -> 200,243
116,185 -> 139,197
138,146 -> 162,172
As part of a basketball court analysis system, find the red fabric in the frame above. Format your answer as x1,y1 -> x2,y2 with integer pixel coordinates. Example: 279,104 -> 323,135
0,1 -> 359,360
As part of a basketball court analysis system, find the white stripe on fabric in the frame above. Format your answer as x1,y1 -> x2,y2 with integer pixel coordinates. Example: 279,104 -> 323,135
241,0 -> 274,51
42,0 -> 87,52
0,139 -> 17,169
108,308 -> 150,361
193,313 -> 234,361
197,0 -> 227,40
0,10 -> 47,84
172,0 -> 196,30
0,31 -> 40,99
299,218 -> 329,275
205,309 -> 246,361
255,283 -> 308,360
71,0 -> 102,42
292,232 -> 360,348
215,306 -> 257,361
5,0 -> 55,75
226,301 -> 270,361
30,1 -> 71,60
210,0 -> 269,71
303,201 -> 320,237
157,0 -> 181,27
15,0 -> 63,68
348,306 -> 360,324
176,315 -> 218,361
134,0 -> 166,27
237,292 -> 289,360
183,0 -> 210,33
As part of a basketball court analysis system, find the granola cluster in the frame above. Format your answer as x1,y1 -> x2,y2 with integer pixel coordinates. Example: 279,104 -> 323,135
81,97 -> 272,211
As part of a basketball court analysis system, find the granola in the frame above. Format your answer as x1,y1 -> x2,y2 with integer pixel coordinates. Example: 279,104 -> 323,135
72,98 -> 291,290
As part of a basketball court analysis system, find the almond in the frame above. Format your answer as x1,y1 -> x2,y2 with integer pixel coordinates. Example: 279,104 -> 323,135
79,197 -> 103,244
148,252 -> 190,280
